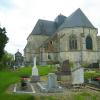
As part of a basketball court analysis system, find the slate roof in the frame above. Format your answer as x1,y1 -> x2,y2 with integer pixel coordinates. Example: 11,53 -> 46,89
31,8 -> 95,36
58,8 -> 95,30
55,14 -> 67,27
31,19 -> 56,36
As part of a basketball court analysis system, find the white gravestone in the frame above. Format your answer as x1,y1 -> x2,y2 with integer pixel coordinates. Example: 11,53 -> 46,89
32,57 -> 38,76
72,62 -> 84,84
31,57 -> 39,82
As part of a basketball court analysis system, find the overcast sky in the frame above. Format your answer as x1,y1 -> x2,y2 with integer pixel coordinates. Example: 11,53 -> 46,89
0,0 -> 100,55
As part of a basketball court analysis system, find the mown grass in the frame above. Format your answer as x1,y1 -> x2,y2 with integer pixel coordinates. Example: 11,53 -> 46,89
0,66 -> 100,100
0,71 -> 18,93
0,70 -> 34,100
34,92 -> 100,100
0,65 -> 54,100
18,65 -> 53,76
74,92 -> 100,100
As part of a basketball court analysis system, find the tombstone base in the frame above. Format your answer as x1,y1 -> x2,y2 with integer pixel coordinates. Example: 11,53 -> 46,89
37,82 -> 63,93
57,75 -> 71,87
37,73 -> 63,93
31,76 -> 40,82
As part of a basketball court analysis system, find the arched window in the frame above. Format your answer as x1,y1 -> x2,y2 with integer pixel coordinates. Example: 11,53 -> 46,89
86,36 -> 93,50
48,54 -> 51,59
69,34 -> 77,50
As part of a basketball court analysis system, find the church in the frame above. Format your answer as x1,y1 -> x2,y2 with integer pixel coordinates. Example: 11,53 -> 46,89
24,8 -> 100,66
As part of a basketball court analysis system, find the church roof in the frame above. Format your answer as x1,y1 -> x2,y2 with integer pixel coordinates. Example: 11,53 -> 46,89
58,8 -> 95,30
55,14 -> 67,27
31,19 -> 56,36
31,8 -> 95,36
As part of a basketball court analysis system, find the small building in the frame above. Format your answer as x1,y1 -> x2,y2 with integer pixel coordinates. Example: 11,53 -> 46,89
15,50 -> 23,67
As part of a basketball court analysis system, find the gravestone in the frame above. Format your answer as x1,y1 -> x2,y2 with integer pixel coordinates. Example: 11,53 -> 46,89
37,73 -> 63,92
61,60 -> 71,75
56,60 -> 71,75
71,62 -> 84,85
31,57 -> 39,82
55,60 -> 71,85
47,73 -> 58,89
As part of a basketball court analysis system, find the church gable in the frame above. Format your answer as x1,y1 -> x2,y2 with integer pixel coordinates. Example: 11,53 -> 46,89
29,8 -> 95,37
58,8 -> 95,30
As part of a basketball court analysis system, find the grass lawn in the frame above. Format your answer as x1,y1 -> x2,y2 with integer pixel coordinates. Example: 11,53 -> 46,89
0,66 -> 100,100
0,66 -> 54,100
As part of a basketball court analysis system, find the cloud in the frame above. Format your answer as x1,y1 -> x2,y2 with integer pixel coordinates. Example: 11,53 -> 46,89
82,0 -> 100,31
0,0 -> 15,11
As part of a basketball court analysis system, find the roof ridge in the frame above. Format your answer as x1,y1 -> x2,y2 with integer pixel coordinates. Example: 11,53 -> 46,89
38,19 -> 54,23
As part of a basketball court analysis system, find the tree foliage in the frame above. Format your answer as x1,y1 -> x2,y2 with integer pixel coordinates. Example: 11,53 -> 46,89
0,27 -> 8,60
0,51 -> 14,70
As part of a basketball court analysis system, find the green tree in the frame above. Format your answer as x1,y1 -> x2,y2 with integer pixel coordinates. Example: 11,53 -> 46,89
0,51 -> 14,70
0,27 -> 8,60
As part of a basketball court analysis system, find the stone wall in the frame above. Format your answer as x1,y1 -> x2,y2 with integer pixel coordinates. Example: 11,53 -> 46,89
27,34 -> 48,50
24,34 -> 49,64
59,51 -> 98,63
97,36 -> 100,51
24,27 -> 100,65
57,27 -> 98,63
58,27 -> 98,51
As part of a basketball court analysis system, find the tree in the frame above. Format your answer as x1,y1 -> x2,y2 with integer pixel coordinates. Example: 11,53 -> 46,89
0,51 -> 14,70
0,27 -> 8,60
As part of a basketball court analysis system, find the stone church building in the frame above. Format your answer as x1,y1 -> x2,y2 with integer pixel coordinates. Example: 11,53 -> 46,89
24,8 -> 100,66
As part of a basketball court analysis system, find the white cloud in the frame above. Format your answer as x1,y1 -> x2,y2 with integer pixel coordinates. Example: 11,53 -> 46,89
0,0 -> 100,55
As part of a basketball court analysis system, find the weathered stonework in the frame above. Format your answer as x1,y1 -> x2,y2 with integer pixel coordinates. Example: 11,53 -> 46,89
24,34 -> 48,64
57,27 -> 98,63
24,8 -> 100,66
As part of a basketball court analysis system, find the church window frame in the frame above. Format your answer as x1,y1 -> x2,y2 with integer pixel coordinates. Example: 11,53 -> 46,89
86,35 -> 93,50
69,34 -> 77,50
47,53 -> 51,60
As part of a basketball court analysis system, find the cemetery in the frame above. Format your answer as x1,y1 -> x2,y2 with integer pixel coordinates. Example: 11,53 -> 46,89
0,48 -> 100,99
12,57 -> 85,94
0,57 -> 98,100
0,8 -> 100,100
0,62 -> 100,100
